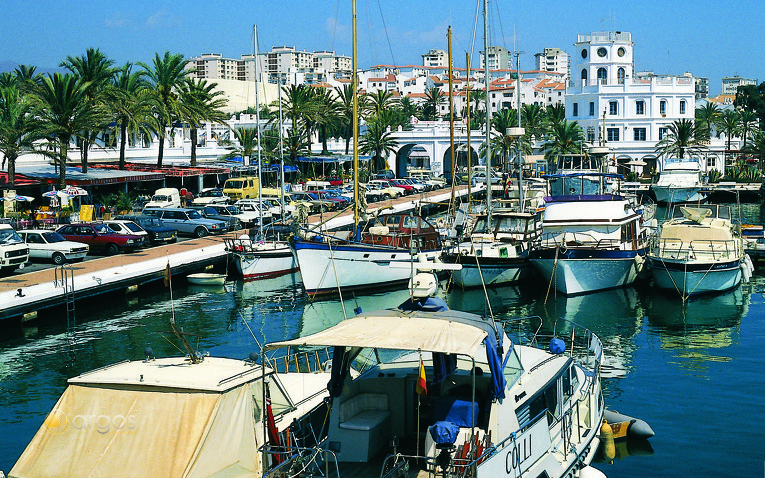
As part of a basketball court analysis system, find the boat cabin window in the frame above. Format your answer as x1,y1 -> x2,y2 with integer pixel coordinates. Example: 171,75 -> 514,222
502,348 -> 524,388
497,216 -> 529,234
252,377 -> 294,421
402,215 -> 418,230
515,364 -> 576,428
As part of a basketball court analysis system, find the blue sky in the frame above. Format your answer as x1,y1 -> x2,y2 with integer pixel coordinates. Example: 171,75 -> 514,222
1,0 -> 761,96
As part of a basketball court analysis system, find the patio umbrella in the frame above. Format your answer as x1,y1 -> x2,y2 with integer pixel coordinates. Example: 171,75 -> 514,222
3,195 -> 34,202
63,186 -> 88,196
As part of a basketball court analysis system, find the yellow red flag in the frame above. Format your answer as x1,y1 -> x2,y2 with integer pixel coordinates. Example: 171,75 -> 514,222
416,357 -> 427,396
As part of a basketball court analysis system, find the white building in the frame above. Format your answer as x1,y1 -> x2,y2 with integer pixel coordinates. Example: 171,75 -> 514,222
481,46 -> 511,71
534,48 -> 569,82
721,76 -> 757,96
422,49 -> 448,68
564,31 -> 726,172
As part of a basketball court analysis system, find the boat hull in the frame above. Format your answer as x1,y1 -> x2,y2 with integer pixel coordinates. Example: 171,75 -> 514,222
292,239 -> 437,296
651,186 -> 708,204
235,242 -> 298,281
530,249 -> 646,295
647,256 -> 743,296
442,253 -> 533,288
186,273 -> 226,285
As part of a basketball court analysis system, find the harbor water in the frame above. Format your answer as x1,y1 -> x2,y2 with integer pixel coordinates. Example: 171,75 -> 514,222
1,202 -> 764,476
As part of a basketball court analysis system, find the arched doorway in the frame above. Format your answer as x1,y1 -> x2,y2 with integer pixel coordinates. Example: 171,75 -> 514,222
443,143 -> 478,176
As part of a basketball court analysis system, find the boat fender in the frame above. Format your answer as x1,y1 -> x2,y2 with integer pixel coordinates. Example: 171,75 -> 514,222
578,465 -> 607,478
549,338 -> 565,354
600,420 -> 615,464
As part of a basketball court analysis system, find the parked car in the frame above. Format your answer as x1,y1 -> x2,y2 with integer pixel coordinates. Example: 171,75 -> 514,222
192,188 -> 229,205
104,219 -> 151,242
0,224 -> 30,272
115,214 -> 178,245
188,204 -> 243,230
368,179 -> 407,197
17,229 -> 89,264
288,192 -> 335,213
56,223 -> 144,255
144,187 -> 181,208
314,190 -> 351,208
142,207 -> 228,237
233,200 -> 274,226
373,169 -> 395,180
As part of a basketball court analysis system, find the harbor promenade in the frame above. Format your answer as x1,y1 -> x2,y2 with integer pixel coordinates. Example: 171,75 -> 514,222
0,185 -> 477,323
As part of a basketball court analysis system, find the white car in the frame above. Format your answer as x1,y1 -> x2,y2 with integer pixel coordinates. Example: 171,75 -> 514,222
231,200 -> 274,226
192,188 -> 230,205
17,229 -> 89,264
366,180 -> 404,199
104,220 -> 151,241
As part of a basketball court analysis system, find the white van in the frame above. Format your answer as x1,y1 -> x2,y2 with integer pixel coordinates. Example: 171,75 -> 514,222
305,181 -> 331,192
145,188 -> 181,208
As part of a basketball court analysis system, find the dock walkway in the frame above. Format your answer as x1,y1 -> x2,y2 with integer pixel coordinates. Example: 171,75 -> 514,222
0,186 -> 476,323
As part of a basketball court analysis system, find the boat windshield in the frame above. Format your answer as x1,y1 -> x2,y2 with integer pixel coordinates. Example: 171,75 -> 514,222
351,348 -> 410,376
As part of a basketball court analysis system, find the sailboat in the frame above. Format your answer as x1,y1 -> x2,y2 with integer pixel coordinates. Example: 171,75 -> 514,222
289,7 -> 441,297
441,30 -> 541,288
227,25 -> 298,281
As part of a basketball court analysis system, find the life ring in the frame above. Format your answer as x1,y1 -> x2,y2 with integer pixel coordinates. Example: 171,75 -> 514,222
559,242 -> 567,255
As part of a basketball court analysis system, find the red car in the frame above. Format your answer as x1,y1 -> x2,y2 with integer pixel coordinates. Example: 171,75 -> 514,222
57,223 -> 145,256
388,179 -> 415,194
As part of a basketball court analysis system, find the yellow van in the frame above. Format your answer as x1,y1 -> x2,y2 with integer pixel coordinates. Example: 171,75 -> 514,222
223,176 -> 284,200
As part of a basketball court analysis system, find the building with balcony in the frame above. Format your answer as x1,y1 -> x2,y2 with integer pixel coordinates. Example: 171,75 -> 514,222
534,48 -> 569,82
721,76 -> 757,96
564,31 -> 725,173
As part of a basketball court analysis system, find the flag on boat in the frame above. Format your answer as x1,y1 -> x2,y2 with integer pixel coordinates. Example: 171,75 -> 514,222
416,356 -> 427,396
265,381 -> 283,464
163,261 -> 171,287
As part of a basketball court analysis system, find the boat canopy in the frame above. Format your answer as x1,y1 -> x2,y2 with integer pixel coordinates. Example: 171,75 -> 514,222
267,309 -> 509,400
266,309 -> 489,357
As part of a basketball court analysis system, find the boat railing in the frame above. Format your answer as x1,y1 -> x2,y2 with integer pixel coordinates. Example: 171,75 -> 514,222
537,232 -> 624,251
499,316 -> 544,348
654,237 -> 742,261
261,445 -> 340,478
224,236 -> 290,253
265,346 -> 333,374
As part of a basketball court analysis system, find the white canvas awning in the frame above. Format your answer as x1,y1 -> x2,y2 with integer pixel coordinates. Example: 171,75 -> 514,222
266,310 -> 489,358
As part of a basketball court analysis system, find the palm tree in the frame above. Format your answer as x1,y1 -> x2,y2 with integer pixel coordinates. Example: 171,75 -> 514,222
422,87 -> 445,121
398,96 -> 421,123
745,129 -> 765,171
33,73 -> 105,188
738,109 -> 758,150
179,78 -> 228,166
13,65 -> 43,93
654,118 -> 705,159
543,120 -> 585,162
220,126 -> 259,163
107,63 -> 157,170
283,127 -> 311,162
695,102 -> 720,140
359,120 -> 399,171
718,109 -> 741,154
280,84 -> 317,144
521,103 -> 546,140
545,103 -> 566,128
139,51 -> 189,168
0,85 -> 46,186
334,84 -> 356,154
60,48 -> 116,172
310,87 -> 340,154
363,90 -> 396,120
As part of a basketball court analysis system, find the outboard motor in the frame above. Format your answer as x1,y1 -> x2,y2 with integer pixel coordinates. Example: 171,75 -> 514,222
429,421 -> 459,474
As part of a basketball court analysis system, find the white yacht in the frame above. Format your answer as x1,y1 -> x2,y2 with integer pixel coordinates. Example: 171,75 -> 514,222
441,209 -> 541,287
647,205 -> 753,298
262,284 -> 607,478
651,158 -> 708,204
530,171 -> 652,295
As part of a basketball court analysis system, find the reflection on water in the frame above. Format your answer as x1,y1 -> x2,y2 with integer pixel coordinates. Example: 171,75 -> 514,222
0,266 -> 762,474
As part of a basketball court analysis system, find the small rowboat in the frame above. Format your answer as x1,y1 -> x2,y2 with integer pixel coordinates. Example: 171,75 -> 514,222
186,273 -> 227,286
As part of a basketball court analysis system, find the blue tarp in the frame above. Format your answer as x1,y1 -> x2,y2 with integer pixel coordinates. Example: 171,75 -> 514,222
295,155 -> 372,163
429,421 -> 460,446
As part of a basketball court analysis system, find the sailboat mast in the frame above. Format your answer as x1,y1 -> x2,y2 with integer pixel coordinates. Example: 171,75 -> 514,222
448,27 -> 456,213
466,52 -> 472,206
352,0 -> 360,239
253,25 -> 263,234
278,79 -> 285,220
516,51 -> 524,209
484,0 -> 492,224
